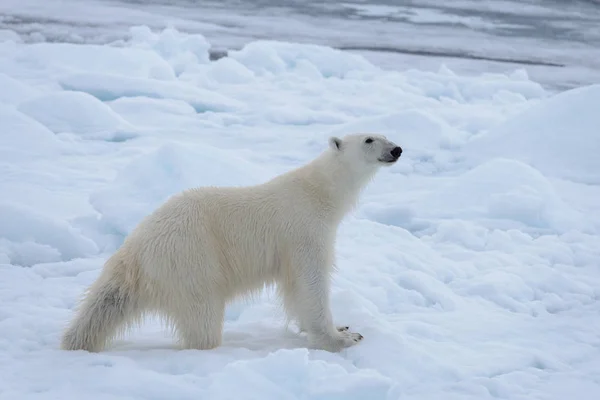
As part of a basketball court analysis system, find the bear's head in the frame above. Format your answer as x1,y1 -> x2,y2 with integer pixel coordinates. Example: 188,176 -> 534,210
328,133 -> 402,168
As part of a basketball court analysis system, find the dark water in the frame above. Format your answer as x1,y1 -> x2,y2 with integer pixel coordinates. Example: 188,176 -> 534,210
1,0 -> 599,91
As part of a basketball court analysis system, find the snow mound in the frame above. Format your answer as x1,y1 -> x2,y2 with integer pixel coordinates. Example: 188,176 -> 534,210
89,143 -> 270,238
0,29 -> 22,43
12,41 -> 176,80
0,105 -> 62,160
420,158 -> 585,231
404,68 -> 546,103
329,109 -> 463,173
0,203 -> 98,266
203,57 -> 256,84
331,109 -> 460,149
59,72 -> 243,113
463,84 -> 600,184
108,97 -> 196,116
127,26 -> 211,76
0,72 -> 39,105
229,40 -> 379,79
205,349 -> 395,399
17,90 -> 138,141
107,97 -> 197,127
456,71 -> 545,102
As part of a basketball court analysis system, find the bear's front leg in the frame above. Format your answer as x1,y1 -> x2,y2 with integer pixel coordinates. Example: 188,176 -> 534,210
287,245 -> 363,352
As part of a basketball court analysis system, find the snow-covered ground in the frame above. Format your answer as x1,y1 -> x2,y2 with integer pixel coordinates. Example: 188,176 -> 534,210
1,22 -> 600,400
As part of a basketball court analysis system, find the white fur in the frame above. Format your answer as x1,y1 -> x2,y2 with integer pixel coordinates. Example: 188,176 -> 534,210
60,133 -> 402,353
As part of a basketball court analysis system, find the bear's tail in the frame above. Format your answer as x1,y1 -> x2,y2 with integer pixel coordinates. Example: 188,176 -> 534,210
60,250 -> 142,352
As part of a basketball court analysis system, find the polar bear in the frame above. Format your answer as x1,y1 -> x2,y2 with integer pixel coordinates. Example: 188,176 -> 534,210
61,133 -> 403,353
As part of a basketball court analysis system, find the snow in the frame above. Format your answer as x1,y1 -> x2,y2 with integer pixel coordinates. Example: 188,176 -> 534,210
2,0 -> 599,93
228,40 -> 379,78
1,25 -> 600,400
0,72 -> 39,105
0,104 -> 63,160
463,84 -> 600,185
0,40 -> 176,82
0,203 -> 98,267
59,72 -> 243,113
17,90 -> 139,141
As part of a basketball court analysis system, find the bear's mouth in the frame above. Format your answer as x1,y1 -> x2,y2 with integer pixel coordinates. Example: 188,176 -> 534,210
378,157 -> 398,164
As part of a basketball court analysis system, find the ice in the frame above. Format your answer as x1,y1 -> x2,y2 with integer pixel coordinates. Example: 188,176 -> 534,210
463,84 -> 600,184
204,349 -> 395,399
0,104 -> 62,160
128,26 -> 211,76
342,3 -> 521,30
415,0 -> 593,18
203,57 -> 256,85
107,97 -> 198,128
0,40 -> 176,82
17,90 -> 139,141
402,67 -> 546,102
0,28 -> 22,43
229,40 -> 379,78
59,72 -> 243,113
419,158 -> 588,232
1,24 -> 600,400
342,3 -> 406,18
0,72 -> 39,105
0,203 -> 98,267
2,0 -> 599,93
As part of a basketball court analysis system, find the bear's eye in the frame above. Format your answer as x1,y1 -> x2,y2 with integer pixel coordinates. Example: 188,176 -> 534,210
364,138 -> 374,144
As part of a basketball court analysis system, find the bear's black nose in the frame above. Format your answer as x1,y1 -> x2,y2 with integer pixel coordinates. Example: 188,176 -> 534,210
391,146 -> 403,159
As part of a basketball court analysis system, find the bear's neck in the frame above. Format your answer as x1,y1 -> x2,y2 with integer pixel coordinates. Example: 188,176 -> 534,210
297,150 -> 378,224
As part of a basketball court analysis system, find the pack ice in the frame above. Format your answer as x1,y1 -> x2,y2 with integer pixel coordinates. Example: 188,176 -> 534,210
1,26 -> 599,400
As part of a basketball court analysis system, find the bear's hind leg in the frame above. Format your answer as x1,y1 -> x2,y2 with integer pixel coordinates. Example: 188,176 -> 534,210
170,300 -> 225,350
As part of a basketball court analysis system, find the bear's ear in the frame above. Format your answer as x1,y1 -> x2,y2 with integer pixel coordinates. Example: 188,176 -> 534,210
329,136 -> 342,151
